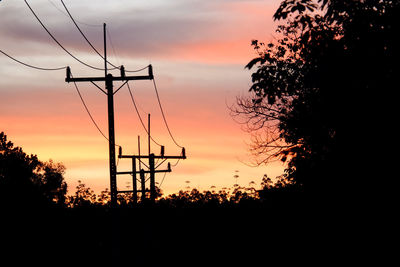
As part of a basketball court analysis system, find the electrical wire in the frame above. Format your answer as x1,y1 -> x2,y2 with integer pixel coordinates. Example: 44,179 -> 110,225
126,82 -> 163,147
47,0 -> 102,28
152,77 -> 184,148
70,72 -> 109,141
158,172 -> 167,188
125,65 -> 151,73
0,49 -> 67,71
70,72 -> 121,149
171,158 -> 181,167
106,28 -> 121,67
24,0 -> 105,71
59,0 -> 150,73
60,0 -> 119,70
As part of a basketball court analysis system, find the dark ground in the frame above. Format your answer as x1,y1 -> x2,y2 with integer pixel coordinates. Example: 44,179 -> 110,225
3,200 -> 388,267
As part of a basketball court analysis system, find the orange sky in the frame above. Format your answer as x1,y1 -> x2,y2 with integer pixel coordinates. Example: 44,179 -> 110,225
0,0 -> 285,195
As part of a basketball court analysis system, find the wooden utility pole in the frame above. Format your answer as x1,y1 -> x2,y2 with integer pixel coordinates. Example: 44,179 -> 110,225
131,156 -> 138,204
117,113 -> 186,203
118,147 -> 186,203
65,23 -> 153,207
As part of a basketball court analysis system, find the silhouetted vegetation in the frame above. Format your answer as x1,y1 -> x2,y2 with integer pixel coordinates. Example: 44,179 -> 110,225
232,0 -> 398,202
1,131 -> 295,210
1,132 -> 299,265
1,0 -> 395,264
0,132 -> 67,208
66,175 -> 298,209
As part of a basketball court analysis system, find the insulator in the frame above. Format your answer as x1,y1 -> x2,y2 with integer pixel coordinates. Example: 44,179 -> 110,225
66,66 -> 71,82
120,65 -> 125,78
148,64 -> 153,78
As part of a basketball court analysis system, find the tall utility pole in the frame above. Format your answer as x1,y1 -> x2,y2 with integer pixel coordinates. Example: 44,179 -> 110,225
65,23 -> 153,207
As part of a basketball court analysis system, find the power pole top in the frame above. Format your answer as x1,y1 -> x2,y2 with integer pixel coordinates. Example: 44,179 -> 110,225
65,65 -> 153,83
119,147 -> 186,160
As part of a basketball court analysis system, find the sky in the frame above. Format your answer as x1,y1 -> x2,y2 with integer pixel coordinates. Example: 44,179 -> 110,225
0,0 -> 285,196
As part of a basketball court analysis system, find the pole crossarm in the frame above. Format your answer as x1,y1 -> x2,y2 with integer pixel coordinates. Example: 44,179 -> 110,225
66,75 -> 153,83
65,65 -> 153,83
118,189 -> 150,194
119,155 -> 186,160
118,147 -> 186,160
116,168 -> 171,175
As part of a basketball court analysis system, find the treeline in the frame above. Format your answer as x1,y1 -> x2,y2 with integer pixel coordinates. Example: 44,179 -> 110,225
2,132 -> 307,265
0,132 -> 67,209
66,175 -> 299,209
1,131 -> 298,210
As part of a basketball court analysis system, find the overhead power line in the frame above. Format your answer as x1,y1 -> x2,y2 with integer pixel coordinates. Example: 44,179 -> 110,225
105,28 -> 121,67
24,0 -> 106,71
152,77 -> 184,149
158,172 -> 168,188
59,0 -> 150,74
69,71 -> 121,149
69,72 -> 109,141
125,65 -> 151,73
60,0 -> 119,70
0,49 -> 67,71
126,82 -> 162,147
47,0 -> 102,28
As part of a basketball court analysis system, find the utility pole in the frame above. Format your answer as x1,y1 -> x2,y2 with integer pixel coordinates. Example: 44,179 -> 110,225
131,155 -> 138,204
118,146 -> 186,203
116,113 -> 186,203
65,23 -> 153,207
117,115 -> 186,203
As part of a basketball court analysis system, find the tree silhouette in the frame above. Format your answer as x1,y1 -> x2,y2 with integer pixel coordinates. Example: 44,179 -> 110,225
232,0 -> 398,198
0,132 -> 67,208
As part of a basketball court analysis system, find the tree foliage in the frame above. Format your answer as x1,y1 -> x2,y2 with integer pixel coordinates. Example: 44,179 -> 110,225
0,132 -> 67,207
65,176 -> 298,209
232,0 -> 398,194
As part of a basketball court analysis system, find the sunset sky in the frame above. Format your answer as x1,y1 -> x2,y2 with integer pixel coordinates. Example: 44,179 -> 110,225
0,0 -> 285,195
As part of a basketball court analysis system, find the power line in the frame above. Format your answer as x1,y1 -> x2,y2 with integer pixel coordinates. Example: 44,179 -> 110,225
171,158 -> 182,167
60,0 -> 119,70
126,82 -> 163,147
158,171 -> 168,188
106,28 -> 121,67
47,0 -> 102,28
24,0 -> 106,71
152,77 -> 184,148
125,65 -> 151,73
59,0 -> 150,74
69,72 -> 109,141
70,72 -> 122,149
0,49 -> 67,71
105,28 -> 151,73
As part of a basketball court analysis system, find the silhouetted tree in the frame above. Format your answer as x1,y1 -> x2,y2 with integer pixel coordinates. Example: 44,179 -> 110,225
0,132 -> 67,207
232,0 -> 398,198
66,180 -> 98,208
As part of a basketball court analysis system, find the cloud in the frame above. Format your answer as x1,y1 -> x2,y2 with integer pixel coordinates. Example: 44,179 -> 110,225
0,0 -> 284,194
1,0 -> 280,64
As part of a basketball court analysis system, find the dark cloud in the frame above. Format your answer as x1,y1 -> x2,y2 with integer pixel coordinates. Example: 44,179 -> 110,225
0,0 -> 223,58
1,0 -> 279,65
